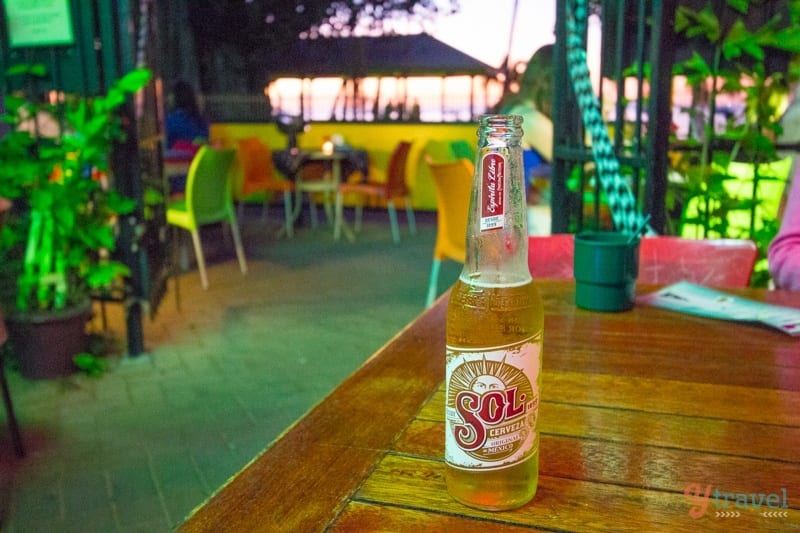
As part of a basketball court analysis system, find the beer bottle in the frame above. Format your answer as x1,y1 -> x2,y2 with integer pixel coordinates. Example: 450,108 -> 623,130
445,114 -> 544,511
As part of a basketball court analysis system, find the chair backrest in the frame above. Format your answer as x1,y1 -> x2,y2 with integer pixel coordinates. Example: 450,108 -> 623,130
186,146 -> 236,224
236,137 -> 274,197
297,159 -> 330,182
639,236 -> 757,287
450,139 -> 475,162
386,141 -> 412,197
528,234 -> 758,288
428,159 -> 474,263
528,234 -> 575,279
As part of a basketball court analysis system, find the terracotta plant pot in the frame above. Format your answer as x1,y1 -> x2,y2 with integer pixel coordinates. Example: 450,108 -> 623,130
6,301 -> 92,380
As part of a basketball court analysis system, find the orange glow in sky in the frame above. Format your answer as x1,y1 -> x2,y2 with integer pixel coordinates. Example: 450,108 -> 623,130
267,1 -> 608,121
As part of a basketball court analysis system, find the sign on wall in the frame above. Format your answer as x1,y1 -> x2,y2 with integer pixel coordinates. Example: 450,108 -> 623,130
3,0 -> 74,48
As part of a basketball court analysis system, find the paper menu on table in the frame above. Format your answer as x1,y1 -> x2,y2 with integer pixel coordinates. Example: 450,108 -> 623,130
637,281 -> 800,336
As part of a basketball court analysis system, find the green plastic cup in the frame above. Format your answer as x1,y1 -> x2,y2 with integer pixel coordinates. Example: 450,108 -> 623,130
573,231 -> 640,312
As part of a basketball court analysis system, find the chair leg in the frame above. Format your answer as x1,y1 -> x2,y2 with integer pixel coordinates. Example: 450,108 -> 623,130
261,198 -> 269,222
334,190 -> 344,241
387,201 -> 400,244
309,197 -> 319,228
405,196 -> 417,236
0,352 -> 24,457
176,228 -> 190,272
170,225 -> 183,312
322,190 -> 335,226
292,188 -> 303,223
283,191 -> 294,238
189,229 -> 209,290
228,213 -> 248,275
355,203 -> 364,233
426,259 -> 442,307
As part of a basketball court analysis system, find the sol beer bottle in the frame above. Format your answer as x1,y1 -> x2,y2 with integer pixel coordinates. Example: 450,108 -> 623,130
445,114 -> 544,511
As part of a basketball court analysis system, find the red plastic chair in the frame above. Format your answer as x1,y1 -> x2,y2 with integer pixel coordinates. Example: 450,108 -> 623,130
335,141 -> 416,244
528,234 -> 758,288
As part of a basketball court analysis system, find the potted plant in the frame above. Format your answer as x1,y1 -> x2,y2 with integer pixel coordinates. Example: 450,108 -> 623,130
0,64 -> 151,379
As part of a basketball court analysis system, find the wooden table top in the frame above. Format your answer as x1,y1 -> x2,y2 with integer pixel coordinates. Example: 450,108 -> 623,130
180,281 -> 800,532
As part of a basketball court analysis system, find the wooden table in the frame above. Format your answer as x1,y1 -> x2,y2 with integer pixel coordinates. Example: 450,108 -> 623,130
180,281 -> 800,532
289,150 -> 358,241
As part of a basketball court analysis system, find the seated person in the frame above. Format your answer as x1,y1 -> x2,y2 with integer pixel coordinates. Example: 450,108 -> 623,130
495,45 -> 554,195
768,90 -> 800,290
165,80 -> 209,193
769,176 -> 800,289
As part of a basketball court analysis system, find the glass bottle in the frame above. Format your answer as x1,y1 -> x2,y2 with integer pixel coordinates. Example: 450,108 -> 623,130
445,114 -> 544,511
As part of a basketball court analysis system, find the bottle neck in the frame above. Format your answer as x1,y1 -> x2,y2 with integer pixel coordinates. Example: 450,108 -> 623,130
461,115 -> 530,286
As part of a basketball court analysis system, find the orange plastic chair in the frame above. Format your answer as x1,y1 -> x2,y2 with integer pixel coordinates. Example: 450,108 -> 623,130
335,141 -> 416,244
236,137 -> 295,237
528,234 -> 758,288
425,159 -> 474,306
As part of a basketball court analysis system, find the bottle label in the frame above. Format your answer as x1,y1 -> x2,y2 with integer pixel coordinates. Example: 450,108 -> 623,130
445,335 -> 541,471
480,153 -> 505,231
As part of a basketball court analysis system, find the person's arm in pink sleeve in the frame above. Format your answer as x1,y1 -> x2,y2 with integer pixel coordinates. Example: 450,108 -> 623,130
769,173 -> 800,290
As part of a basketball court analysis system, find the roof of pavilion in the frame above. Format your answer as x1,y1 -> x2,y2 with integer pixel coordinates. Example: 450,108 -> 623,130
263,33 -> 500,79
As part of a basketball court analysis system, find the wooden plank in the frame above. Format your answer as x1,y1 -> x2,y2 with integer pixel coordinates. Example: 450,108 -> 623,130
393,420 -> 800,497
543,371 -> 800,426
538,285 -> 800,390
418,369 -> 800,427
354,454 -> 800,531
331,501 -> 548,532
541,337 -> 800,391
417,391 -> 799,461
179,301 -> 447,532
179,283 -> 800,531
541,402 -> 800,462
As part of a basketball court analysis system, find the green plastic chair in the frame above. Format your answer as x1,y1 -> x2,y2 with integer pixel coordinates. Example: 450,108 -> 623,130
167,146 -> 247,289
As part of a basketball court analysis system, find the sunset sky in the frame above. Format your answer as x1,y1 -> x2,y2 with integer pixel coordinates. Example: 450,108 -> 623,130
429,0 -> 557,69
269,1 -> 575,121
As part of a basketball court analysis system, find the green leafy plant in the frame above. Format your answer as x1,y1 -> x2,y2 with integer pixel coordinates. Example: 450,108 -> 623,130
0,65 -> 151,313
73,352 -> 109,378
671,0 -> 800,286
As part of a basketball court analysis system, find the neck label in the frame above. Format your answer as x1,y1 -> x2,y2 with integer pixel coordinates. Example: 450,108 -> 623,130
480,153 -> 505,231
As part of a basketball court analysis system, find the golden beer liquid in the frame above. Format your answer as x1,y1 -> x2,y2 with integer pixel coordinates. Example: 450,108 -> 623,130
445,275 -> 544,511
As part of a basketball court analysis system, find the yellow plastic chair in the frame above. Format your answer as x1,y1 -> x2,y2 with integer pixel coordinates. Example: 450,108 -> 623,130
425,158 -> 474,306
235,137 -> 295,237
167,146 -> 247,289
335,141 -> 416,243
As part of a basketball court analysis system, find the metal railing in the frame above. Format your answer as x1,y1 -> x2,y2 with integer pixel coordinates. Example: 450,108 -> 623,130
552,0 -> 677,234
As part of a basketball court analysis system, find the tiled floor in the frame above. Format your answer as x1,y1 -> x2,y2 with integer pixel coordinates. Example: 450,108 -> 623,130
0,209 -> 461,532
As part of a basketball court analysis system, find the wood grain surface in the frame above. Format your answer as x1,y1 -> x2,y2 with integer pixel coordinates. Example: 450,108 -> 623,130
180,282 -> 800,532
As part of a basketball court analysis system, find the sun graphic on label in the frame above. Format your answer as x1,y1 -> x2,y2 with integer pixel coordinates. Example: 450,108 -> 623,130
447,356 -> 535,462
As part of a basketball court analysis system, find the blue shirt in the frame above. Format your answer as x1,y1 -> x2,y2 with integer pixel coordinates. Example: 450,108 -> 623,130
166,109 -> 209,149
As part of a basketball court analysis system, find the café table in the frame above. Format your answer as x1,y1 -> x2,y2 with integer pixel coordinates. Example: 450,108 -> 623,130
179,280 -> 799,532
273,148 -> 369,240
